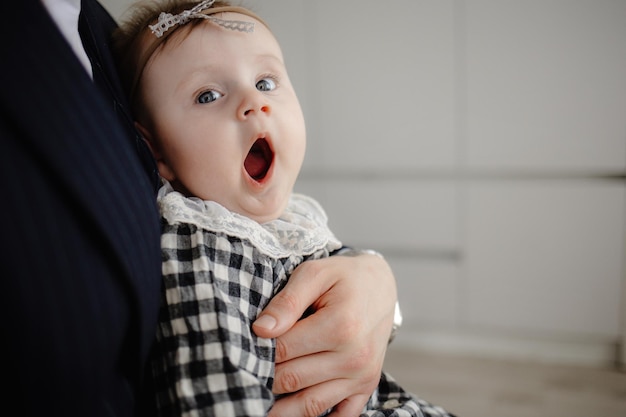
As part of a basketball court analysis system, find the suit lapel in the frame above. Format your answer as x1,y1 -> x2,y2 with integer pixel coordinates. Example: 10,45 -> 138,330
79,0 -> 160,191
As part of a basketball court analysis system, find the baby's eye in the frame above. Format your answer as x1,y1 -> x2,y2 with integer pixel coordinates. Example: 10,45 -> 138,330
197,90 -> 222,104
256,78 -> 276,92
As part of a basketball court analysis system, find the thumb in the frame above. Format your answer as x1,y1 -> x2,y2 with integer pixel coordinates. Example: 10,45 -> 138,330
252,261 -> 331,338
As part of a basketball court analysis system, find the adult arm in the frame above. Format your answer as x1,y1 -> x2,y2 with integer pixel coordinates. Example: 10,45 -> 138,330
253,251 -> 397,417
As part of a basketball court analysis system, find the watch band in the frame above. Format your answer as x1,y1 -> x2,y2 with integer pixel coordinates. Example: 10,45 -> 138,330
335,248 -> 384,258
389,301 -> 403,344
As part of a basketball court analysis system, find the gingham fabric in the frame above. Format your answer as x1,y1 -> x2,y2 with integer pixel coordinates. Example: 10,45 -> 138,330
150,186 -> 457,417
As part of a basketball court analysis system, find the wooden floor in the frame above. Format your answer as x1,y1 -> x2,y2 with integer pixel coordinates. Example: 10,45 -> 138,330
383,347 -> 626,417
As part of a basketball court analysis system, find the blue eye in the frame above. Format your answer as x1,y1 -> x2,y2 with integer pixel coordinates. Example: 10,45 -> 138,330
256,78 -> 276,92
197,90 -> 222,104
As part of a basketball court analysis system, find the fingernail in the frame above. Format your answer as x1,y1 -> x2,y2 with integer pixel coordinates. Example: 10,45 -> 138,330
254,314 -> 277,330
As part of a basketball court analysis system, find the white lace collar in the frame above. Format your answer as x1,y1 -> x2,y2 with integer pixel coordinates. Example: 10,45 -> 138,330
157,182 -> 342,259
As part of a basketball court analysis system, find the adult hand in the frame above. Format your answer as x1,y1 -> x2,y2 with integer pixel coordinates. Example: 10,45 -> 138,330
252,252 -> 397,417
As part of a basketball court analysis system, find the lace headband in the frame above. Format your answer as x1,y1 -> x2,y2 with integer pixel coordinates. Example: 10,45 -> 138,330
127,0 -> 268,103
149,0 -> 254,38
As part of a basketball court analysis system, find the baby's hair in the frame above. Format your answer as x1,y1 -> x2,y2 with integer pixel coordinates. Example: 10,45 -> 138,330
114,1 -> 222,112
112,0 -> 257,114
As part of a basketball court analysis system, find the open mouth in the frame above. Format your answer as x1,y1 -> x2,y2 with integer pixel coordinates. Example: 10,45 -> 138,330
244,138 -> 274,181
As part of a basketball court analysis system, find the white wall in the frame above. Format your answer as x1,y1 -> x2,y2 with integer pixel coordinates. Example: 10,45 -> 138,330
100,0 -> 626,367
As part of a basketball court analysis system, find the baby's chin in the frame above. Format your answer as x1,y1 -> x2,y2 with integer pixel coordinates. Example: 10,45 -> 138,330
235,198 -> 288,224
182,185 -> 288,224
240,207 -> 284,225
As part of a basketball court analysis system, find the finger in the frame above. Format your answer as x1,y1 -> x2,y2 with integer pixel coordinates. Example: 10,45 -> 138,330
268,379 -> 352,417
274,337 -> 379,395
274,307 -> 358,363
253,260 -> 335,338
328,394 -> 371,417
273,351 -> 338,394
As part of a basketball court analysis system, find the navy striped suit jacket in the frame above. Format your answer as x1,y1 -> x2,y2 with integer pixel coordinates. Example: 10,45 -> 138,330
0,1 -> 161,416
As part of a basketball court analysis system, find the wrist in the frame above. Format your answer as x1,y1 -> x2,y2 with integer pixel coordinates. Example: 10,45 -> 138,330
336,248 -> 401,343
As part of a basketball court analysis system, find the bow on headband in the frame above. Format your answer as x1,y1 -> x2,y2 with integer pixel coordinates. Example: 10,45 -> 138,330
125,1 -> 268,104
149,0 -> 255,38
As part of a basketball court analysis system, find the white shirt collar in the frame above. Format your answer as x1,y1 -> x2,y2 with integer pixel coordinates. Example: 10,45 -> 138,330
41,0 -> 93,77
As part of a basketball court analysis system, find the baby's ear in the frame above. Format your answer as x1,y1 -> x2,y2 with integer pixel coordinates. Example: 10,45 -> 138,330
135,121 -> 176,182
134,121 -> 157,156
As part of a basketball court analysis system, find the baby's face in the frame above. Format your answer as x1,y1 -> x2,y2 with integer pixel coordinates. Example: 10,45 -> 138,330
138,13 -> 306,223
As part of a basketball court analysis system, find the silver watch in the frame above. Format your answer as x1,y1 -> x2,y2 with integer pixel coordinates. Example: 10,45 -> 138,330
389,301 -> 403,344
335,248 -> 384,258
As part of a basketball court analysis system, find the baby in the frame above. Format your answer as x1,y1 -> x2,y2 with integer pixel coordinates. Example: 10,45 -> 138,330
113,1 -> 456,416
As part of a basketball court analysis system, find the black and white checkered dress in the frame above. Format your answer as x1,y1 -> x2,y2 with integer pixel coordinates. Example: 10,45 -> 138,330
150,183 -> 456,417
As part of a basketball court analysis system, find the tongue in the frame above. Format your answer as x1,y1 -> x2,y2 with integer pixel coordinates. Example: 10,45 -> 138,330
245,152 -> 265,179
245,142 -> 269,180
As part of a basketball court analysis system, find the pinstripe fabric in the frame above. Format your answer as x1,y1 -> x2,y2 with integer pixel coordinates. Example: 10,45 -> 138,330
78,0 -> 160,190
0,1 -> 161,416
